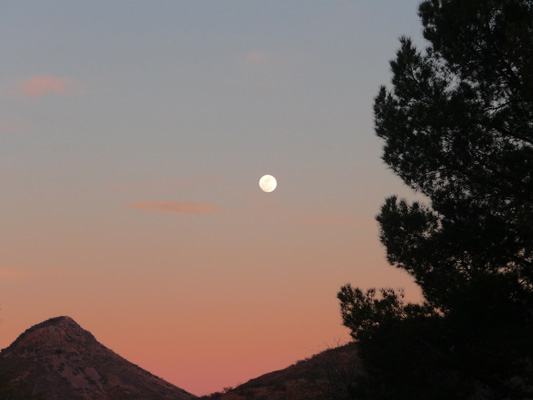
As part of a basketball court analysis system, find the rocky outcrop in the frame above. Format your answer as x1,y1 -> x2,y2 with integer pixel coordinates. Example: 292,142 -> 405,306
0,316 -> 196,400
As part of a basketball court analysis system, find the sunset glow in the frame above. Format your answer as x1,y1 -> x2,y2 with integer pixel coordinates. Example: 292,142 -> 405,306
0,1 -> 425,395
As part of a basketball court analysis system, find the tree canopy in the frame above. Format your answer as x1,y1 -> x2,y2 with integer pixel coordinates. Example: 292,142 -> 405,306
339,0 -> 533,398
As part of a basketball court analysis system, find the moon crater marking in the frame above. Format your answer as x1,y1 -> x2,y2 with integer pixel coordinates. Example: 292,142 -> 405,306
259,175 -> 277,192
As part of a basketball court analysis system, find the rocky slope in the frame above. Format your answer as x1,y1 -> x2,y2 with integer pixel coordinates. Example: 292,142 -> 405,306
207,343 -> 360,400
0,316 -> 196,400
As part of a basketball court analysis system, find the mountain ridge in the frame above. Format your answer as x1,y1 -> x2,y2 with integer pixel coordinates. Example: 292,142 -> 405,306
1,316 -> 361,400
207,342 -> 360,400
0,316 -> 197,400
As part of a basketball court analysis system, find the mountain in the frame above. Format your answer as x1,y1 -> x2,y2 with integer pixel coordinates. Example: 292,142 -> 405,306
205,342 -> 360,400
0,316 -> 197,400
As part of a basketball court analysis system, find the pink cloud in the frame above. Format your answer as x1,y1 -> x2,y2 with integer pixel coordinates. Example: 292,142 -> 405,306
128,201 -> 220,215
245,51 -> 266,66
17,75 -> 85,98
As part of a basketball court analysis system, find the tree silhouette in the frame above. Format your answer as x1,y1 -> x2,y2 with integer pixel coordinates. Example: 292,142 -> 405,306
339,0 -> 533,398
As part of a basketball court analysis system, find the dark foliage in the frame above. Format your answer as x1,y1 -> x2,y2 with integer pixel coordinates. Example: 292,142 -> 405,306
0,366 -> 46,400
339,0 -> 533,398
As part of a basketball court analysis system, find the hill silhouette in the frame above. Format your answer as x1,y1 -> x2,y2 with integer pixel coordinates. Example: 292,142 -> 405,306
0,316 -> 196,400
205,342 -> 360,400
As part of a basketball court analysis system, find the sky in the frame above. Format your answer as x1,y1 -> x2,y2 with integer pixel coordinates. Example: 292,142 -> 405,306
1,1 -> 426,395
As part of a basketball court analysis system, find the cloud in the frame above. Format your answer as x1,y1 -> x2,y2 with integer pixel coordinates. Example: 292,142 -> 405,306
1,75 -> 86,98
128,201 -> 220,215
21,75 -> 84,97
245,51 -> 266,66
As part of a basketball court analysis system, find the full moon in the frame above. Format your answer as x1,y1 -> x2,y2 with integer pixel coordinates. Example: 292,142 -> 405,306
259,174 -> 277,193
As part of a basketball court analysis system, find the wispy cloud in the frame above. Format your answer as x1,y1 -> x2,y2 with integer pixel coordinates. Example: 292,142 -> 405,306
21,75 -> 84,97
245,51 -> 267,66
128,201 -> 220,215
244,50 -> 275,88
2,75 -> 86,98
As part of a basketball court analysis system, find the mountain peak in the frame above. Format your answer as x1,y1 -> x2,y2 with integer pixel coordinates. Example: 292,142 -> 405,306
36,315 -> 78,327
3,316 -> 96,357
0,316 -> 196,400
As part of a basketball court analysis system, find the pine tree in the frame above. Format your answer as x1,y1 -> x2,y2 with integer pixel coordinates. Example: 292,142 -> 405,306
339,1 -> 533,398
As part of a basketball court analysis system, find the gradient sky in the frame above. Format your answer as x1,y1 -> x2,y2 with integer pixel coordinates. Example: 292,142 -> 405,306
1,1 -> 426,395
